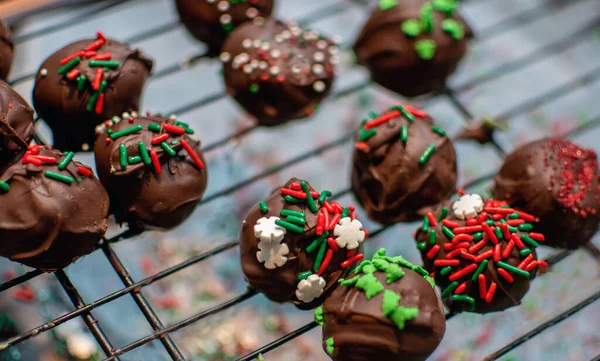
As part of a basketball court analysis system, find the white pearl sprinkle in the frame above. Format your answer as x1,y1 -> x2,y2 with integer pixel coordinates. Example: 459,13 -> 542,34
312,64 -> 324,75
246,7 -> 259,19
220,52 -> 231,63
217,1 -> 229,12
270,49 -> 281,59
169,114 -> 177,121
260,42 -> 270,51
250,59 -> 259,69
81,143 -> 90,151
131,111 -> 139,117
274,34 -> 285,44
253,39 -> 262,48
269,66 -> 280,75
317,40 -> 328,50
313,52 -> 325,62
243,64 -> 253,74
291,65 -> 302,74
253,17 -> 265,26
220,14 -> 232,24
291,27 -> 302,37
122,112 -> 130,118
242,39 -> 252,49
281,30 -> 291,39
40,68 -> 48,77
259,61 -> 268,70
328,45 -> 340,55
313,80 -> 326,93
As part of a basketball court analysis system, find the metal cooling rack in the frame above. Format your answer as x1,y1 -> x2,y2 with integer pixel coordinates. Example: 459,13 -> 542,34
1,0 -> 600,360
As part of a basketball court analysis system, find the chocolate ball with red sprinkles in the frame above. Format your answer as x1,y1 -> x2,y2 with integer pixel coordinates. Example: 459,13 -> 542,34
0,20 -> 14,81
221,18 -> 339,126
414,191 -> 548,313
351,104 -> 457,225
175,0 -> 275,52
94,112 -> 208,230
32,31 -> 153,151
493,138 -> 600,249
0,80 -> 35,171
240,179 -> 368,309
0,145 -> 109,271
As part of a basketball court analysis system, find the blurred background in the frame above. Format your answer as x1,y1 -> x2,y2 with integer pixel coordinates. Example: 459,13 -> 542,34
0,0 -> 599,360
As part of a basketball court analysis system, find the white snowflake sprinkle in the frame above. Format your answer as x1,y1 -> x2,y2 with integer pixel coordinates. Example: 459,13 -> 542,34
333,217 -> 365,250
257,240 -> 289,269
254,216 -> 286,243
296,275 -> 326,303
453,194 -> 485,220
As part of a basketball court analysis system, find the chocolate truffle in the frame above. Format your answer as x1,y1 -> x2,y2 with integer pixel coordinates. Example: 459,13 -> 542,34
32,31 -> 153,151
221,18 -> 339,126
493,138 -> 600,249
94,112 -> 207,230
414,192 -> 548,313
317,248 -> 445,361
0,145 -> 109,270
175,0 -> 275,52
0,20 -> 14,81
351,104 -> 457,225
0,80 -> 35,171
240,179 -> 368,308
354,0 -> 472,97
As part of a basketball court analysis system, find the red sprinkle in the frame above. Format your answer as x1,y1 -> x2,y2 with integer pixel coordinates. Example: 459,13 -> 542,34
85,50 -> 97,58
92,68 -> 103,91
32,155 -> 57,164
474,250 -> 494,263
163,124 -> 186,135
525,260 -> 539,272
341,254 -> 364,268
85,39 -> 105,52
444,243 -> 455,251
434,259 -> 460,267
96,31 -> 106,41
316,212 -> 325,236
460,252 -> 476,261
446,248 -> 466,259
466,218 -> 478,226
60,50 -> 84,65
493,244 -> 502,262
502,239 -> 515,258
449,263 -> 478,281
491,214 -> 503,221
484,207 -> 515,215
105,137 -> 111,143
455,282 -> 467,294
181,140 -> 205,170
77,166 -> 92,177
529,232 -> 545,241
354,142 -> 370,152
150,150 -> 161,174
426,212 -> 438,227
23,156 -> 42,166
327,237 -> 339,252
485,282 -> 497,303
482,223 -> 499,244
328,214 -> 341,231
426,245 -> 440,259
506,219 -> 525,226
478,274 -> 487,299
95,52 -> 112,60
455,242 -> 471,249
518,254 -> 534,270
363,229 -> 369,238
457,188 -> 466,196
322,201 -> 334,213
151,134 -> 169,145
517,211 -> 536,222
318,249 -> 334,275
442,219 -> 460,229
403,104 -> 428,118
477,212 -> 489,224
347,249 -> 355,257
95,93 -> 105,114
512,233 -> 525,249
454,225 -> 483,234
350,212 -> 357,220
500,223 -> 512,241
497,268 -> 514,283
538,260 -> 549,268
281,188 -> 309,199
452,233 -> 473,244
364,110 -> 400,129
67,68 -> 80,80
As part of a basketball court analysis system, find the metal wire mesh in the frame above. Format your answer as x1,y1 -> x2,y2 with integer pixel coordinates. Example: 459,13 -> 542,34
1,0 -> 599,360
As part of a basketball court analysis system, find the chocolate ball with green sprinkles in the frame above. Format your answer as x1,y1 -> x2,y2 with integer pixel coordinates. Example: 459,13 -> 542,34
94,112 -> 208,230
0,145 -> 109,271
317,248 -> 446,361
351,104 -> 457,225
32,31 -> 153,151
354,0 -> 472,97
240,178 -> 368,309
414,191 -> 548,313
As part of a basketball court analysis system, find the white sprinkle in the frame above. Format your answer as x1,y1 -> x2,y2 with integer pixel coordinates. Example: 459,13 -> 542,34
313,80 -> 326,93
40,68 -> 48,77
281,30 -> 291,39
131,111 -> 139,117
220,14 -> 232,24
220,52 -> 231,63
243,64 -> 254,74
253,39 -> 262,48
328,45 -> 340,55
217,1 -> 229,12
291,65 -> 302,74
317,40 -> 328,50
246,7 -> 259,19
207,0 -> 216,3
242,39 -> 252,49
270,49 -> 281,59
291,27 -> 302,37
253,17 -> 265,26
169,114 -> 177,121
330,55 -> 340,65
121,112 -> 130,119
259,61 -> 268,70
250,59 -> 259,69
312,64 -> 324,75
274,34 -> 285,44
313,52 -> 325,62
81,143 -> 90,151
269,66 -> 280,75
260,42 -> 270,51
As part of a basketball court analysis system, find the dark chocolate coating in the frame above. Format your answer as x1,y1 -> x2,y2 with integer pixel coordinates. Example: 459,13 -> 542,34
0,80 -> 35,171
0,147 -> 109,270
322,259 -> 445,361
222,18 -> 338,126
240,179 -> 361,309
351,108 -> 457,225
33,37 -> 153,151
175,0 -> 275,52
354,0 -> 472,97
0,20 -> 14,81
493,138 -> 600,248
94,114 -> 208,230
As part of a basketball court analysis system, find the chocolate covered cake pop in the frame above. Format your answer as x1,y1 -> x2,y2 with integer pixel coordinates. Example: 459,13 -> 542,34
493,138 -> 600,249
221,18 -> 339,126
175,0 -> 275,52
352,105 -> 457,225
414,192 -> 548,313
0,80 -> 35,171
317,249 -> 445,361
33,31 -> 153,151
0,20 -> 14,81
0,145 -> 109,270
240,179 -> 368,308
354,0 -> 472,97
94,112 -> 207,230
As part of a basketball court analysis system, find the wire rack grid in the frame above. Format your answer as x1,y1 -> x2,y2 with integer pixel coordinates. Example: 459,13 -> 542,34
1,0 -> 600,360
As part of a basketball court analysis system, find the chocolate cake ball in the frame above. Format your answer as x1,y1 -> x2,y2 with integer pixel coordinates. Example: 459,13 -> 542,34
33,31 -> 153,151
175,0 -> 275,52
221,18 -> 339,126
94,112 -> 207,230
0,146 -> 109,270
354,0 -> 472,97
0,80 -> 35,171
352,104 -> 457,225
493,138 -> 600,249
317,248 -> 445,361
0,20 -> 14,81
240,179 -> 368,308
414,192 -> 548,313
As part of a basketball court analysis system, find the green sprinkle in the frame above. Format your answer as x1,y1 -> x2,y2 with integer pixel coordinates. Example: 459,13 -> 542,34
508,225 -> 519,233
300,181 -> 318,213
497,261 -> 531,278
429,230 -> 437,245
275,219 -> 304,234
415,39 -> 437,60
148,123 -> 162,133
369,111 -> 378,119
284,195 -> 303,204
325,338 -> 335,355
160,141 -> 177,156
433,0 -> 457,14
0,181 -> 9,193
452,295 -> 475,304
58,57 -> 81,75
318,190 -> 332,203
508,212 -> 520,219
341,208 -> 350,218
280,209 -> 305,218
339,275 -> 359,286
414,266 -> 429,277
472,259 -> 489,282
314,307 -> 324,326
107,129 -> 113,135
119,144 -> 127,168
44,171 -> 74,184
438,207 -> 448,221
442,18 -> 464,40
378,0 -> 397,10
58,152 -> 74,170
417,242 -> 427,250
518,223 -> 533,232
401,19 -> 422,37
259,201 -> 268,213
77,75 -> 87,91
441,225 -> 455,239
171,140 -> 180,147
286,215 -> 306,226
356,273 -> 384,299
473,232 -> 484,242
440,266 -> 452,276
419,145 -> 436,165
110,125 -> 144,140
98,80 -> 107,93
519,248 -> 532,257
486,220 -> 495,226
257,354 -> 265,361
422,215 -> 430,232
313,237 -> 328,273
420,2 -> 434,33
385,263 -> 405,283
441,281 -> 459,298
297,271 -> 313,281
400,125 -> 408,144
86,91 -> 100,112
249,83 -> 260,93
89,60 -> 120,69
359,127 -> 377,141
382,289 -> 400,316
128,156 -> 142,164
396,105 -> 415,123
432,125 -> 446,136
306,232 -> 329,253
138,142 -> 151,165
520,235 -> 539,248
389,306 -> 419,330
174,120 -> 189,128
495,226 -> 504,240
